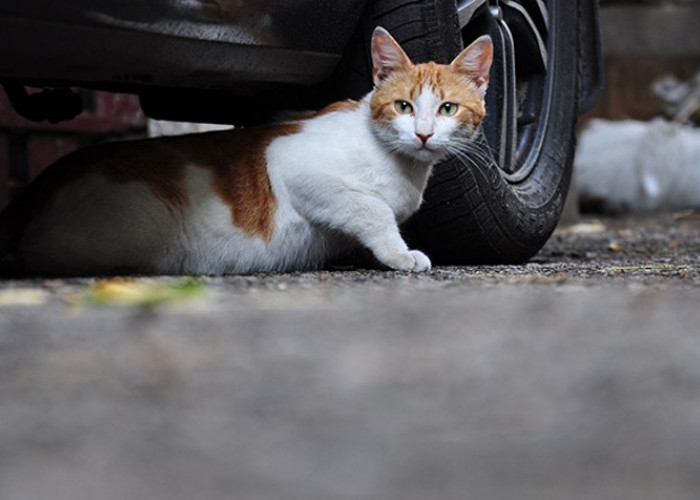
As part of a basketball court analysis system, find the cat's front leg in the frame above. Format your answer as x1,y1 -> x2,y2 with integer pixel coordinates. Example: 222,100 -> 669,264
362,221 -> 431,271
351,215 -> 432,272
297,186 -> 431,272
375,247 -> 431,272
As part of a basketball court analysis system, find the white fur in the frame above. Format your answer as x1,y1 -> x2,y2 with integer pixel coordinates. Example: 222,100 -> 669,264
6,27 -> 493,276
17,94 -> 449,275
15,36 -> 494,278
269,96 -> 438,273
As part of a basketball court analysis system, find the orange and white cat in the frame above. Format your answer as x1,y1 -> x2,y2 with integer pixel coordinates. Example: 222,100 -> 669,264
0,27 -> 492,276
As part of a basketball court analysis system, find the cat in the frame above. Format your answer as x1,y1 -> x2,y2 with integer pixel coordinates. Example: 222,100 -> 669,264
0,27 -> 492,276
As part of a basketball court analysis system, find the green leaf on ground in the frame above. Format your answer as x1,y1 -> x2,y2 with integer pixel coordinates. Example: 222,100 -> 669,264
82,277 -> 205,307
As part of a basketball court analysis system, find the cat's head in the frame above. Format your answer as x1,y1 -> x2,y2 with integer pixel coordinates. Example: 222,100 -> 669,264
369,27 -> 493,163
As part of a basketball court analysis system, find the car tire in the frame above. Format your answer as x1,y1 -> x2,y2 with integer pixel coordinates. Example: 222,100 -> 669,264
332,0 -> 580,264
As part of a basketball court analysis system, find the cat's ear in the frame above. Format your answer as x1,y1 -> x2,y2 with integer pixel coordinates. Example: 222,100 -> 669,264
371,26 -> 412,86
450,35 -> 493,98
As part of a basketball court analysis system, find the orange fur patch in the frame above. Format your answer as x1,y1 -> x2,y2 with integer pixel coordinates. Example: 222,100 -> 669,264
191,124 -> 301,241
370,62 -> 486,128
8,123 -> 302,244
95,125 -> 301,241
96,143 -> 190,207
0,142 -> 189,257
13,141 -> 191,209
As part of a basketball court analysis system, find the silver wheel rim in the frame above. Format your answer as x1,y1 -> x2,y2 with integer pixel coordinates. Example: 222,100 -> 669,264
458,0 -> 554,182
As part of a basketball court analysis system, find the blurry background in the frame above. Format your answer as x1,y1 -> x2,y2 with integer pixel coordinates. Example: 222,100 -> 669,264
576,0 -> 700,215
591,0 -> 700,123
0,91 -> 146,209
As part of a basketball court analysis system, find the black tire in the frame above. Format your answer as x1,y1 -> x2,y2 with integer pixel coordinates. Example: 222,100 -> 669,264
332,0 -> 580,264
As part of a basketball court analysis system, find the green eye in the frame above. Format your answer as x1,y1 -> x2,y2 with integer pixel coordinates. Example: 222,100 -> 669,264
439,102 -> 459,116
394,100 -> 413,115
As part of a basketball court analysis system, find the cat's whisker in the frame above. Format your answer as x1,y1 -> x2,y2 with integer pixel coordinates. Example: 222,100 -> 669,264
445,144 -> 475,160
443,144 -> 493,172
452,142 -> 493,166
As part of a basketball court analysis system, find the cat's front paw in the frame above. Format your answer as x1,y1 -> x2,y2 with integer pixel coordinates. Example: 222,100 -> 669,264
381,249 -> 431,272
408,250 -> 431,272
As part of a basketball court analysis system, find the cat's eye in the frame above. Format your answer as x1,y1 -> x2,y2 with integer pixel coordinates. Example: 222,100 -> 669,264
394,100 -> 413,115
439,102 -> 459,116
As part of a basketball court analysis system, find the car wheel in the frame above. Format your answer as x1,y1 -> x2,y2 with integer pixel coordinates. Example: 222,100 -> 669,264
334,0 -> 580,264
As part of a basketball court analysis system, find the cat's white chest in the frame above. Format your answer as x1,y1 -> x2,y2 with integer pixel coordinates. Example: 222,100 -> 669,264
270,107 -> 431,224
373,159 -> 432,222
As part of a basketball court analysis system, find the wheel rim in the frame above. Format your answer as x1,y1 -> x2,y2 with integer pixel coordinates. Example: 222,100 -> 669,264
457,0 -> 553,181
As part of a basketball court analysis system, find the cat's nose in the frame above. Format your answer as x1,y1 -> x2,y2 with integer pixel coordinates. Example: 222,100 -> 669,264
416,132 -> 433,145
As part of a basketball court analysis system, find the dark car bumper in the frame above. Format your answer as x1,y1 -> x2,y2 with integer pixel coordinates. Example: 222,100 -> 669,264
0,0 -> 367,92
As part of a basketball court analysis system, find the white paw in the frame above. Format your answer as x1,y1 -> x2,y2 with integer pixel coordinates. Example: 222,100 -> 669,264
409,250 -> 432,272
382,250 -> 431,272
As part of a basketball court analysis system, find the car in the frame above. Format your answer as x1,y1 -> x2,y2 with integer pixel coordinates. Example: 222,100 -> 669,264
0,0 -> 603,264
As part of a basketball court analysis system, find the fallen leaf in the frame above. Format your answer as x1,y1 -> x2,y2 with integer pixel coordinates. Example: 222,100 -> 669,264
0,288 -> 49,306
83,278 -> 205,307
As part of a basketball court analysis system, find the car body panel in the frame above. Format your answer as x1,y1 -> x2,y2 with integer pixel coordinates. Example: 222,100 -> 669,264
0,0 -> 368,91
0,0 -> 602,124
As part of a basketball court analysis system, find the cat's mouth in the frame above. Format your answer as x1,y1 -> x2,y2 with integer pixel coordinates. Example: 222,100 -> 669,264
412,139 -> 435,152
413,144 -> 444,162
392,137 -> 445,162
418,139 -> 446,154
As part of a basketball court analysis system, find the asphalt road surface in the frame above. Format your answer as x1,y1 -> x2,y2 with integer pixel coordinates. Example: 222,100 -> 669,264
1,214 -> 700,500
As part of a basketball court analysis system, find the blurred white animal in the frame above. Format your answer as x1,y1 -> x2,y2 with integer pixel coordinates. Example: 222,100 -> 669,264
576,118 -> 700,212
